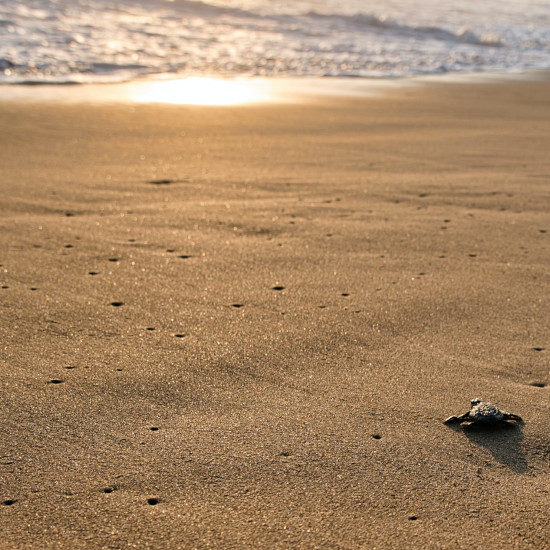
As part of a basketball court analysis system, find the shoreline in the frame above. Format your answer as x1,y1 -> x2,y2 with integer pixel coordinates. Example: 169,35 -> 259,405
0,75 -> 548,547
0,68 -> 549,105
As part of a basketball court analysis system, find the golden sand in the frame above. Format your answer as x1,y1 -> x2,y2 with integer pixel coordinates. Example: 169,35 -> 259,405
0,76 -> 548,547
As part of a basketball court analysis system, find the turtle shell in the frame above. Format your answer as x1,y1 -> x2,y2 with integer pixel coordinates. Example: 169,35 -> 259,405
470,401 -> 504,423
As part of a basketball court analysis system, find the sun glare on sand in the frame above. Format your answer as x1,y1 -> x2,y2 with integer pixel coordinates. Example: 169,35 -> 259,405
129,77 -> 269,105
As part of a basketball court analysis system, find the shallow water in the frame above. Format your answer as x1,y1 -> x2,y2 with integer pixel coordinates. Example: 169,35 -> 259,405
1,0 -> 549,83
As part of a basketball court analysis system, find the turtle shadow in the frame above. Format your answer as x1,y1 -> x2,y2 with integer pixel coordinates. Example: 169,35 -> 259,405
450,422 -> 528,473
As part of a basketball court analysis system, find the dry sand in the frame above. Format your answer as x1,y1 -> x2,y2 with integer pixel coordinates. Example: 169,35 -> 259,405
0,76 -> 549,548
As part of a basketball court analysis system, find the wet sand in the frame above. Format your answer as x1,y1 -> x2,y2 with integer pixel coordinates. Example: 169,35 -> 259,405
0,77 -> 549,548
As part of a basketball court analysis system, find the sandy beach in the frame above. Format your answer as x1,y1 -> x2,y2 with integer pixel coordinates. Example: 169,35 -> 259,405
0,76 -> 548,548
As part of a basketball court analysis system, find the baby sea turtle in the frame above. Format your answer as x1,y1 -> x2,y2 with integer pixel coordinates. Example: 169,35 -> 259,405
444,398 -> 522,425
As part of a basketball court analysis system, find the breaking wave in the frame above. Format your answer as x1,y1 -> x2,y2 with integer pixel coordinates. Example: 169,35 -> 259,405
0,0 -> 548,83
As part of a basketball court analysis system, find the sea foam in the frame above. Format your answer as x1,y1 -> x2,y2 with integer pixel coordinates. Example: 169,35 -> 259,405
0,0 -> 548,83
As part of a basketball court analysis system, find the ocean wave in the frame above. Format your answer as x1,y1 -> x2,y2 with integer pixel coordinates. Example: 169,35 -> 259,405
302,11 -> 503,47
149,2 -> 505,47
0,0 -> 547,84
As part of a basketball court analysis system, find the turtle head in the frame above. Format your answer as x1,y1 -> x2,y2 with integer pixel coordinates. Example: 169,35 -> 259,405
470,398 -> 483,406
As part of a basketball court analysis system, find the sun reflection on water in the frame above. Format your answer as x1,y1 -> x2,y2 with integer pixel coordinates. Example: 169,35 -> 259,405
128,77 -> 269,105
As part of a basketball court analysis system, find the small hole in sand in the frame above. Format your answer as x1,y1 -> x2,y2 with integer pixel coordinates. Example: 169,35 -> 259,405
272,286 -> 285,291
150,427 -> 159,431
280,451 -> 291,457
116,368 -> 123,372
110,302 -> 124,307
146,327 -> 155,331
148,179 -> 173,185
318,305 -> 326,309
64,366 -> 77,370
341,293 -> 350,297
101,487 -> 115,494
128,238 -> 136,242
178,255 -> 192,259
48,379 -> 65,384
2,499 -> 17,506
108,258 -> 119,262
408,516 -> 418,521
88,271 -> 99,275
64,244 -> 73,248
232,304 -> 244,308
30,287 -> 37,291
468,254 -> 477,257
532,347 -> 545,351
166,249 -> 175,253
65,212 -> 74,217
529,382 -> 546,387
372,434 -> 382,440
174,334 -> 185,338
2,286 -> 9,289
147,497 -> 160,505
540,229 -> 547,233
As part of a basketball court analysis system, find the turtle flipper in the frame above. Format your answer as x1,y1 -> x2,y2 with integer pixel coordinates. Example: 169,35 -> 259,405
444,412 -> 471,424
503,412 -> 523,423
